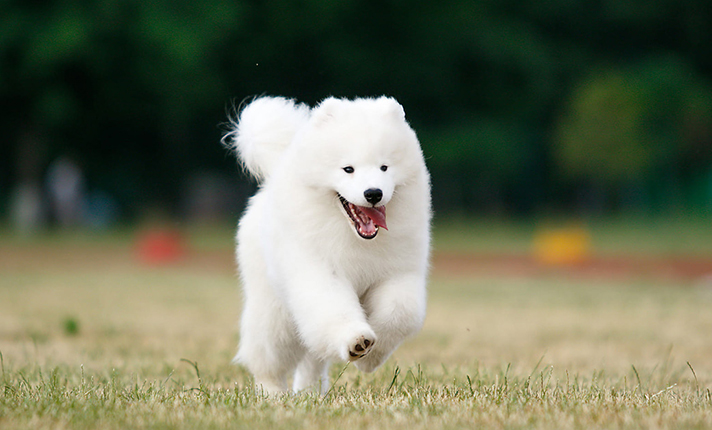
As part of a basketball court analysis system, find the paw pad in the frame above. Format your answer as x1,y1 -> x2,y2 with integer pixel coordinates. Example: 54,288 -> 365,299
348,336 -> 374,360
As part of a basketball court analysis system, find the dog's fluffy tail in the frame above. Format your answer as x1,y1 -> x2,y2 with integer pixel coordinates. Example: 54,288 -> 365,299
223,96 -> 310,182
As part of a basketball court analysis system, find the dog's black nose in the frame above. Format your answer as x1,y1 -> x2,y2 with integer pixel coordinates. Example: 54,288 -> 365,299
364,188 -> 383,205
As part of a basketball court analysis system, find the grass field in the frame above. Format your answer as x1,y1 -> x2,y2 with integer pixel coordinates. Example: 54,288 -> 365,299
1,219 -> 712,429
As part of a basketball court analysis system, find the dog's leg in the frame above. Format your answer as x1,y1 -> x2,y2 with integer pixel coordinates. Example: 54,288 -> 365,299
292,355 -> 330,394
235,285 -> 304,395
354,273 -> 427,373
282,263 -> 377,363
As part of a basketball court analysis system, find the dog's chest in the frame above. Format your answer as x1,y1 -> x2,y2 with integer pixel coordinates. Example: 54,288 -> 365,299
327,242 -> 393,293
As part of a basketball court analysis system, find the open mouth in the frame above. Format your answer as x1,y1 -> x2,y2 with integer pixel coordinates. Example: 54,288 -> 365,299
338,195 -> 388,240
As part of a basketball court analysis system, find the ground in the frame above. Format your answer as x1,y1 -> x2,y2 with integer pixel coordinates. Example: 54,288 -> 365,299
433,252 -> 712,281
1,219 -> 712,429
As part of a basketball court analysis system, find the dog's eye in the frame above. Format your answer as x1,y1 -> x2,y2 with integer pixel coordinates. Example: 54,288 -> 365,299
380,165 -> 388,172
343,166 -> 354,174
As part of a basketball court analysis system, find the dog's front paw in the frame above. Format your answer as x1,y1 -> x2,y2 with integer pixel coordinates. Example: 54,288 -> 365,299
348,334 -> 375,361
338,325 -> 376,362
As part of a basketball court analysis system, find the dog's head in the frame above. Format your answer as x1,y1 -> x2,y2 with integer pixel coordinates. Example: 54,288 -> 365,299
333,161 -> 393,240
294,97 -> 421,240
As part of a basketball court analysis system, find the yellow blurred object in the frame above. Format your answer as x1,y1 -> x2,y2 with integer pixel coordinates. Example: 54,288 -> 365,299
533,226 -> 591,265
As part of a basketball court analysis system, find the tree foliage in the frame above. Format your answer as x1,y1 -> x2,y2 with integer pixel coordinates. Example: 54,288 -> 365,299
1,0 -> 711,216
553,56 -> 712,186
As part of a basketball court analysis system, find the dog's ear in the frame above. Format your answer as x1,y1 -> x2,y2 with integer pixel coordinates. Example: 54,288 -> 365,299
377,96 -> 406,121
311,97 -> 342,125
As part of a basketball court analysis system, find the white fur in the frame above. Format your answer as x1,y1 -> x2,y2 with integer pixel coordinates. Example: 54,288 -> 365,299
225,97 -> 311,181
225,96 -> 431,394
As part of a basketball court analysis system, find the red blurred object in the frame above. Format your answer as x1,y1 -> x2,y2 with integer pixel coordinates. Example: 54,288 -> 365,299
135,229 -> 187,265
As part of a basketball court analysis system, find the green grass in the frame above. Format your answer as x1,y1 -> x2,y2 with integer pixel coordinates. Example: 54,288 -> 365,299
3,360 -> 711,430
1,221 -> 712,429
433,214 -> 712,256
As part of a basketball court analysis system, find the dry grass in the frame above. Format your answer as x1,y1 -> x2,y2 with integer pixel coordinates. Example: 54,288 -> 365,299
1,226 -> 712,429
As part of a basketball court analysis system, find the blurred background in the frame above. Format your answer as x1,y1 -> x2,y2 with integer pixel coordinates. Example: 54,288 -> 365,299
3,2 -> 712,404
1,0 -> 712,232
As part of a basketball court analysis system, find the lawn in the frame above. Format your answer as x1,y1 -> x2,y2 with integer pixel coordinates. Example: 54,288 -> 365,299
1,219 -> 712,429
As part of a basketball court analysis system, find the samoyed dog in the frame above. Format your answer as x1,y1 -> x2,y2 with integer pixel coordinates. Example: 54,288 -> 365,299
223,96 -> 431,394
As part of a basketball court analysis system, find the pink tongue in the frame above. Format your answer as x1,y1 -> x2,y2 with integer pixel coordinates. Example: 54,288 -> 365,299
358,206 -> 388,230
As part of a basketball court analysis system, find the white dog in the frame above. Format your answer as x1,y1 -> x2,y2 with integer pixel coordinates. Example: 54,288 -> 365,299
224,96 -> 431,394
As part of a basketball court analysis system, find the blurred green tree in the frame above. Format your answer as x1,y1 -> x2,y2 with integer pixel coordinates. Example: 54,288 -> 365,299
1,0 -> 711,217
0,0 -> 244,211
553,55 -> 712,210
425,118 -> 532,212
